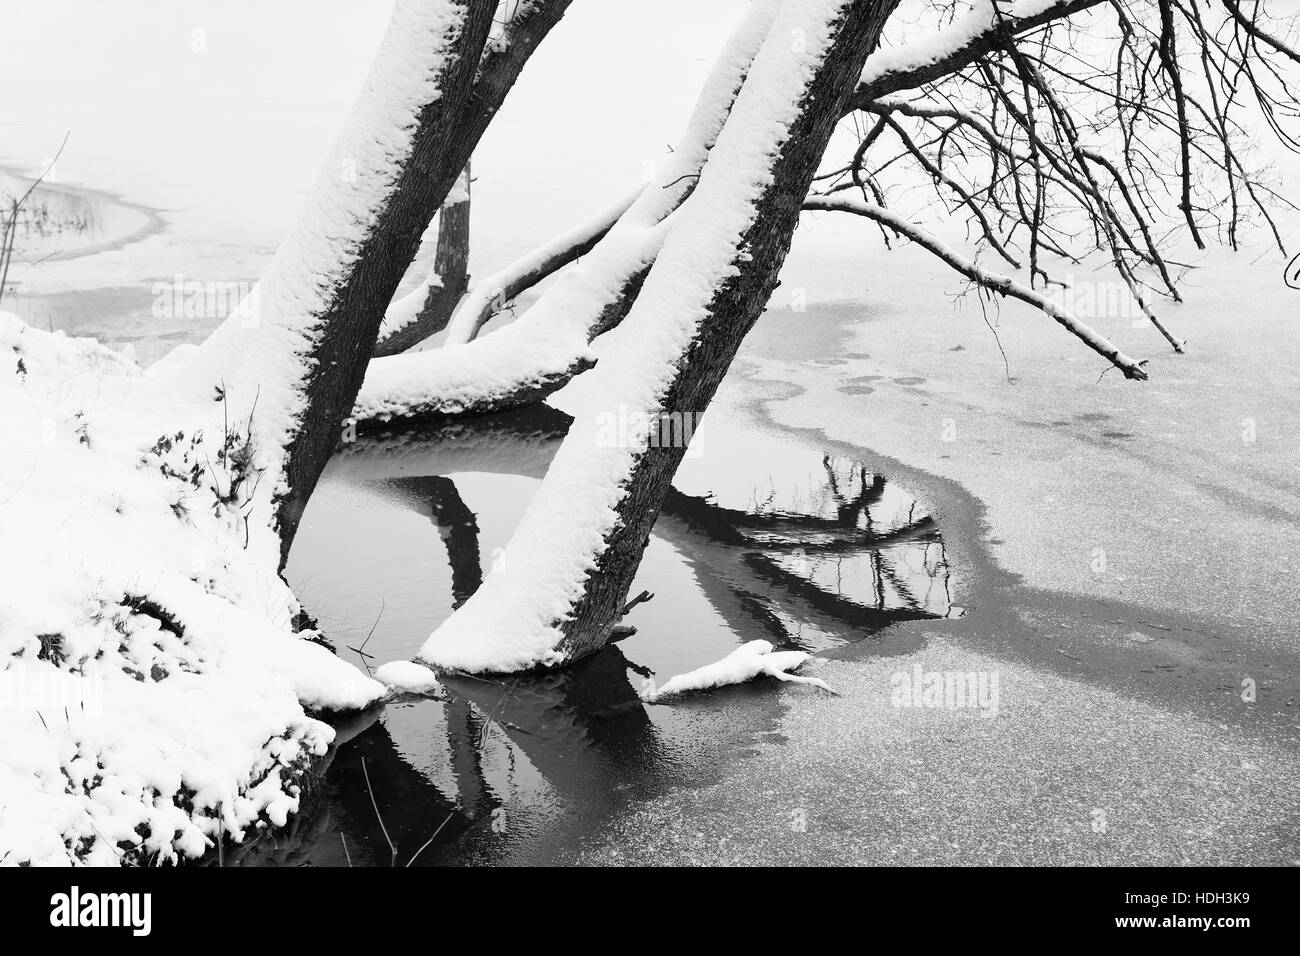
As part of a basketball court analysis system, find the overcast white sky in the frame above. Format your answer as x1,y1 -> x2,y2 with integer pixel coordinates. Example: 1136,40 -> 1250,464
0,1 -> 746,279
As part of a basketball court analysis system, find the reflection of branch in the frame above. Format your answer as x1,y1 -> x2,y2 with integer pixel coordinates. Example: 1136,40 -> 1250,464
665,483 -> 938,547
326,404 -> 570,482
336,412 -> 951,655
744,551 -> 935,628
659,476 -> 950,649
875,549 -> 919,609
445,695 -> 491,817
744,518 -> 939,551
440,644 -> 656,796
382,473 -> 485,610
426,477 -> 482,609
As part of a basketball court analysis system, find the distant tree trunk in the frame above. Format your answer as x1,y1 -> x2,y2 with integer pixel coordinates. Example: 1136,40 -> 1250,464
417,173 -> 473,329
375,164 -> 472,356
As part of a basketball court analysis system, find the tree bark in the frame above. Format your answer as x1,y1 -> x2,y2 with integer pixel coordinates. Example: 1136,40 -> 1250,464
375,166 -> 472,357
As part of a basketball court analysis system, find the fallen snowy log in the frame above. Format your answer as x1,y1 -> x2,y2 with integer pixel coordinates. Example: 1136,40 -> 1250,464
641,641 -> 835,701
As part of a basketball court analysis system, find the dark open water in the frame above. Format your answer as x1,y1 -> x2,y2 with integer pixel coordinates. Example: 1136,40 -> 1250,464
225,402 -> 957,866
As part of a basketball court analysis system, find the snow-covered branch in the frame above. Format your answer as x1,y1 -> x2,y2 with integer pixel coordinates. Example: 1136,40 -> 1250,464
642,641 -> 834,700
442,186 -> 641,346
846,0 -> 1105,107
803,195 -> 1150,380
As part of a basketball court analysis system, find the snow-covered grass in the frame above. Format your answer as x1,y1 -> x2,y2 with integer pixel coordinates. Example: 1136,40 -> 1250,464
0,311 -> 385,865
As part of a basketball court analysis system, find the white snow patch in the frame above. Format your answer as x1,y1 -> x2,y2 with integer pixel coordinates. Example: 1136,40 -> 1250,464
643,640 -> 834,700
375,660 -> 444,695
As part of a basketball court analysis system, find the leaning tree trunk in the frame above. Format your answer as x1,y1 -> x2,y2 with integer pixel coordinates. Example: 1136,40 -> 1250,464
152,0 -> 571,566
349,0 -> 784,429
553,0 -> 902,661
417,0 -> 903,673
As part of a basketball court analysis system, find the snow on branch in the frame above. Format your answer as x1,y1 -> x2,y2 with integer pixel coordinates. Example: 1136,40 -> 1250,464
848,0 -> 1105,107
442,186 -> 642,345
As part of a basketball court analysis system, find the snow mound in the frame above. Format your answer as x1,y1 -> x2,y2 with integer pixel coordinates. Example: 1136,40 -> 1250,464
375,660 -> 443,694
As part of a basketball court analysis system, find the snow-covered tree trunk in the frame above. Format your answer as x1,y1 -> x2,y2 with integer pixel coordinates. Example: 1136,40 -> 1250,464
349,0 -> 784,428
416,0 -> 903,672
150,0 -> 494,564
153,0 -> 572,563
0,0 -> 576,866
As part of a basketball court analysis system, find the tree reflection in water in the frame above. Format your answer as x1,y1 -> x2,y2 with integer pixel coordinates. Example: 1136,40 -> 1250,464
216,406 -> 953,865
